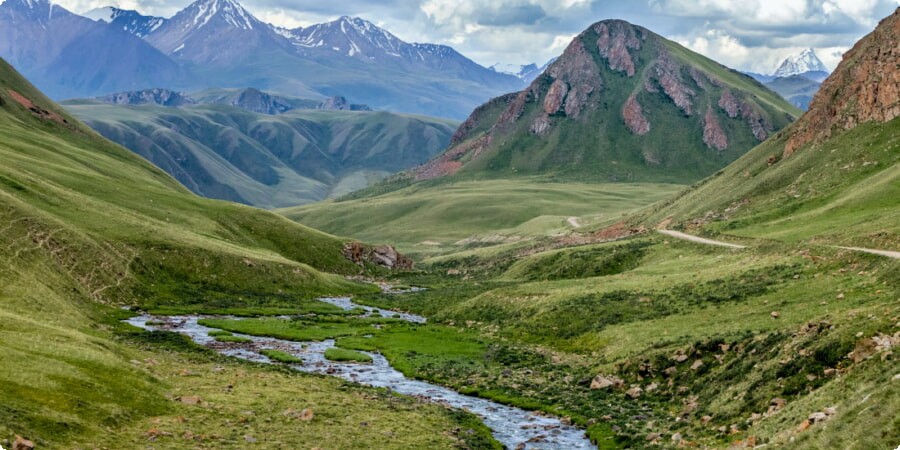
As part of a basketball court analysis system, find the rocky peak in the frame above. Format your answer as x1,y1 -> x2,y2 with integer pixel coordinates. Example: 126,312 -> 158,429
317,96 -> 371,111
773,48 -> 829,78
784,8 -> 900,157
96,88 -> 196,107
180,0 -> 257,31
230,88 -> 293,115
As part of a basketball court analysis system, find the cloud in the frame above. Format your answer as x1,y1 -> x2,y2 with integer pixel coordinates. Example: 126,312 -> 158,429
48,0 -> 899,72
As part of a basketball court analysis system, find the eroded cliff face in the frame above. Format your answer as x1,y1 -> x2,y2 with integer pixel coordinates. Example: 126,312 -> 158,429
784,8 -> 900,157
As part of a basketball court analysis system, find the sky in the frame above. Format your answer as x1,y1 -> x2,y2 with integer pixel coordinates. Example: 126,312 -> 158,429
51,0 -> 900,73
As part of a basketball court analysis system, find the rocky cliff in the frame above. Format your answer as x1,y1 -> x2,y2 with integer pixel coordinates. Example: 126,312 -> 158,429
783,8 -> 900,157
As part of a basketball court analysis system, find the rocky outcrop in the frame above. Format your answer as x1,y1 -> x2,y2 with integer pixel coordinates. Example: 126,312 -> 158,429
343,242 -> 413,270
718,89 -> 741,118
784,8 -> 900,157
230,88 -> 294,115
653,52 -> 695,115
595,20 -> 643,76
623,94 -> 650,135
543,79 -> 569,115
544,37 -> 603,119
530,115 -> 552,136
317,96 -> 372,112
97,88 -> 196,107
703,105 -> 728,151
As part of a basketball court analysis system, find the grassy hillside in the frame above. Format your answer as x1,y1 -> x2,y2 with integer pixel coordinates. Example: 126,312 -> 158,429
64,102 -> 457,208
281,180 -> 683,256
0,58 -> 497,447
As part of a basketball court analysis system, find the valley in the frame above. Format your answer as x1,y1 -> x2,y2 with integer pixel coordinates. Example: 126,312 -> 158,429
0,2 -> 897,450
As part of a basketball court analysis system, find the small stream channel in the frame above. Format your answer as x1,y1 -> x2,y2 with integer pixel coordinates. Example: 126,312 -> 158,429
126,296 -> 595,449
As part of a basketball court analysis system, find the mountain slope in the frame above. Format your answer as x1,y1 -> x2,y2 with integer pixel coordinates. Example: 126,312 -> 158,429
765,75 -> 821,110
65,101 -> 457,208
403,20 -> 800,185
640,9 -> 900,248
0,0 -> 189,99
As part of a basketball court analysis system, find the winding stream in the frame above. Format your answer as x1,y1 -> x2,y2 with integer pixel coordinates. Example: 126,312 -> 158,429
126,297 -> 595,449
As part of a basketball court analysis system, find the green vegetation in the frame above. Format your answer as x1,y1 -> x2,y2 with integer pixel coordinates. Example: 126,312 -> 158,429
640,119 -> 900,248
64,102 -> 457,208
324,348 -> 374,363
282,180 -> 682,255
260,349 -> 303,363
214,335 -> 253,343
0,57 -> 495,448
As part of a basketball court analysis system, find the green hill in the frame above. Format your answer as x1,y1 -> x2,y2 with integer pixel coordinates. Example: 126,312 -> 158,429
0,57 -> 493,447
381,19 -> 800,189
63,101 -> 457,208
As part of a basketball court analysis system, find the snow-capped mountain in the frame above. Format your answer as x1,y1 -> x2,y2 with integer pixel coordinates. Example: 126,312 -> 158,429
489,58 -> 556,83
0,0 -> 188,99
773,48 -> 829,79
284,16 -> 406,58
146,0 -> 287,61
83,6 -> 166,38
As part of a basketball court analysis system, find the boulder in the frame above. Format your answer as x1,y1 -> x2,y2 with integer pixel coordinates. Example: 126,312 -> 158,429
13,436 -> 34,450
590,374 -> 624,390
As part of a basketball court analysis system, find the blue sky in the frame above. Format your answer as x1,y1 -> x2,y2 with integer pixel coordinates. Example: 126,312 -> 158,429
52,0 -> 900,73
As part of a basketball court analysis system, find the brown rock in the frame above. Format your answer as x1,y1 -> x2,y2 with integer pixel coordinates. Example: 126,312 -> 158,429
702,105 -> 728,151
530,115 -> 552,136
544,79 -> 569,115
797,419 -> 811,432
654,52 -> 694,115
771,311 -> 781,319
590,374 -> 624,390
690,359 -> 705,370
13,436 -> 35,450
626,385 -> 643,399
718,89 -> 741,118
623,94 -> 651,135
298,408 -> 314,421
769,397 -> 786,414
179,396 -> 202,405
595,21 -> 643,76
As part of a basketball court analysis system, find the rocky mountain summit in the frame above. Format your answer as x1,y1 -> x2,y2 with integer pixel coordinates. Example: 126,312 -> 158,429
773,48 -> 829,80
83,6 -> 166,37
409,19 -> 798,184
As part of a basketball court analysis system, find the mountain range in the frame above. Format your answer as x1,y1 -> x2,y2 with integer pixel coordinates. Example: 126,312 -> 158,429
64,91 -> 456,208
489,59 -> 556,83
0,0 -> 524,119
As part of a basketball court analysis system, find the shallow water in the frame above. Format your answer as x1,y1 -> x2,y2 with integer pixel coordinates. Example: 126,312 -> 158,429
126,298 -> 594,449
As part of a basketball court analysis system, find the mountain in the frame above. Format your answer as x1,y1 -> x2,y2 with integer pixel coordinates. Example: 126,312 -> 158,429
0,0 -> 189,99
317,95 -> 371,111
490,58 -> 556,83
191,87 -> 320,113
641,9 -> 899,246
65,101 -> 457,208
397,19 -> 799,186
95,88 -> 196,107
773,48 -> 829,81
764,75 -> 820,110
138,2 -> 522,118
83,6 -> 166,37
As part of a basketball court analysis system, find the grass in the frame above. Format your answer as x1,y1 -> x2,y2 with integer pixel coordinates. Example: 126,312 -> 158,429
281,180 -> 682,256
325,348 -> 374,363
214,335 -> 253,343
260,349 -> 303,364
198,317 -> 392,342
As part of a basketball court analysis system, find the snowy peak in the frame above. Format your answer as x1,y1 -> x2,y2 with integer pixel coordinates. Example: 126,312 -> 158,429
1,0 -> 63,22
773,48 -> 828,77
288,16 -> 405,58
83,6 -> 166,37
180,0 -> 257,31
490,58 -> 554,83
